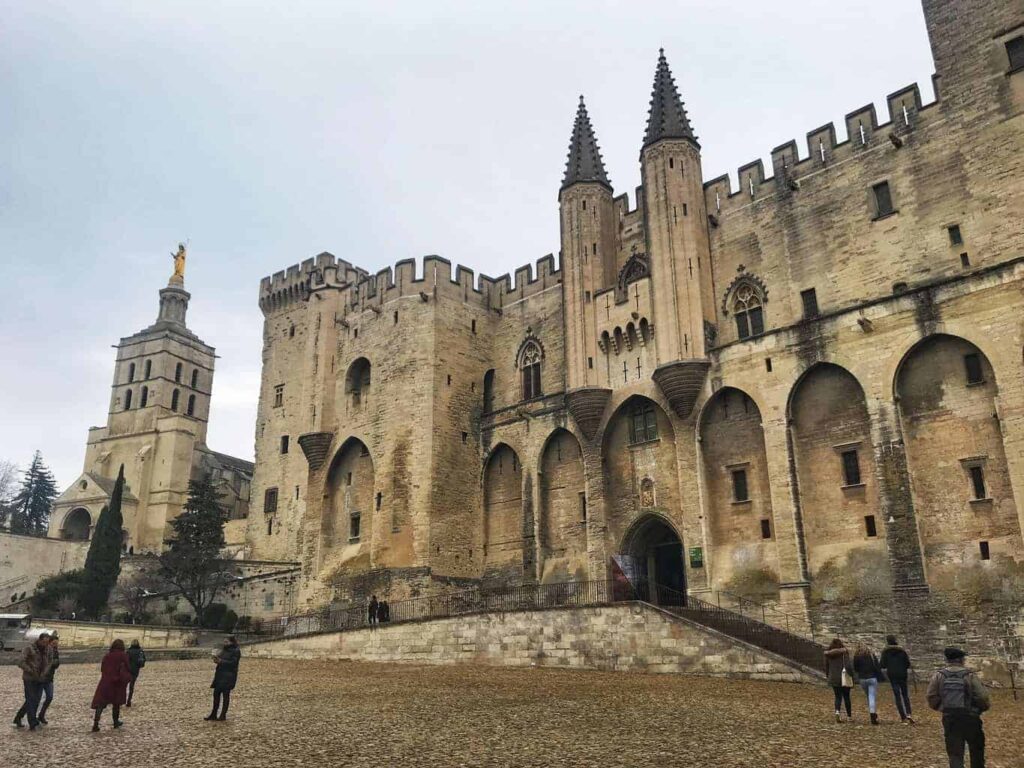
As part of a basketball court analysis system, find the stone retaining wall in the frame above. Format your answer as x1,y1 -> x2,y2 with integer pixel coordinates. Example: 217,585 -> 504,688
247,603 -> 819,683
34,619 -> 209,649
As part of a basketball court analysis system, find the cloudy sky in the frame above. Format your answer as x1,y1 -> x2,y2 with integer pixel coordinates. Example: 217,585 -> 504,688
0,0 -> 937,488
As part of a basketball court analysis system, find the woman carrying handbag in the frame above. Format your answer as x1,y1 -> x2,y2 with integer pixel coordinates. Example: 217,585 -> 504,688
825,638 -> 855,722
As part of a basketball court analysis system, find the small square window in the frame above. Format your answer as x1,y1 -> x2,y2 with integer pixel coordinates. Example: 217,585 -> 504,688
864,515 -> 878,538
964,353 -> 984,385
948,225 -> 963,246
969,465 -> 986,500
979,540 -> 990,560
731,469 -> 749,502
1006,35 -> 1024,72
280,435 -> 289,454
841,449 -> 861,486
872,181 -> 894,218
760,519 -> 772,539
800,288 -> 819,319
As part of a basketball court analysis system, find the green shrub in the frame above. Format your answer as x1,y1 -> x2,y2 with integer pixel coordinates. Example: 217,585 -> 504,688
220,609 -> 239,633
172,612 -> 193,626
32,570 -> 86,615
202,602 -> 228,630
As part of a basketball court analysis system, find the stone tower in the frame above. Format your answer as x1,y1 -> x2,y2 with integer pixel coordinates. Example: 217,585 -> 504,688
50,259 -> 253,553
640,51 -> 715,418
560,97 -> 618,440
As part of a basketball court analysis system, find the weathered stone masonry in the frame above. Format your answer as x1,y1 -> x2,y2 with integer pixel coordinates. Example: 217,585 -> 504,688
248,0 -> 1024,668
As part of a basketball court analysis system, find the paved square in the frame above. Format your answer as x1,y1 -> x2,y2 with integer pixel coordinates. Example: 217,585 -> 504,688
3,659 -> 1022,767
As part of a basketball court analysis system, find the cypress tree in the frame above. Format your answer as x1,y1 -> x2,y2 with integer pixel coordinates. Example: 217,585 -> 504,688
9,451 -> 57,536
79,464 -> 126,618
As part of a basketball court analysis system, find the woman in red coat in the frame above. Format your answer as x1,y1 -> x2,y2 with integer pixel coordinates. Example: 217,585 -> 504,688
90,639 -> 132,731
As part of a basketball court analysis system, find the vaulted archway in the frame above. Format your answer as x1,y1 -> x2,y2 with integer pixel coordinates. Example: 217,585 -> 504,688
539,429 -> 587,583
320,437 -> 375,576
61,507 -> 92,541
482,444 -> 524,583
618,514 -> 686,605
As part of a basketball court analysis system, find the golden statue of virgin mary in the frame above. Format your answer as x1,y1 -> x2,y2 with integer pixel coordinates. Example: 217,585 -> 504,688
171,243 -> 187,280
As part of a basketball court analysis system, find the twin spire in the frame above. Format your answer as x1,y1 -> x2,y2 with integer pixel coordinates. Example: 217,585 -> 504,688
561,49 -> 696,192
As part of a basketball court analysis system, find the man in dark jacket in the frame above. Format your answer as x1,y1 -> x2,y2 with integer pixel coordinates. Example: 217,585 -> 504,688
13,633 -> 51,730
927,647 -> 990,768
880,634 -> 914,724
206,636 -> 241,722
368,595 -> 379,627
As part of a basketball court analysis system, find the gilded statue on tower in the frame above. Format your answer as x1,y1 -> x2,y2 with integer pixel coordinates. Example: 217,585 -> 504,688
171,243 -> 187,280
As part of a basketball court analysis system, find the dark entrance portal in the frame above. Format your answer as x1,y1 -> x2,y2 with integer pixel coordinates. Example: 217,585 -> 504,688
620,516 -> 686,606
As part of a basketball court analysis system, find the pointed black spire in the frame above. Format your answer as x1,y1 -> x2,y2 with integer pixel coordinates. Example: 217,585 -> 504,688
643,49 -> 698,150
561,95 -> 612,192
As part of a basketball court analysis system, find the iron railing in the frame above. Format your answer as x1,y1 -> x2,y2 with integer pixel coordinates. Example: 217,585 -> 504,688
259,578 -> 826,674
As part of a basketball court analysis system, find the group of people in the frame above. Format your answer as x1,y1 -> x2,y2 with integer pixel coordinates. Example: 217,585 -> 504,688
825,636 -> 991,768
14,632 -> 241,732
367,595 -> 391,625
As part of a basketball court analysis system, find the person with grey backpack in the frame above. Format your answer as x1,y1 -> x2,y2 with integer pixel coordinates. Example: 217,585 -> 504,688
927,647 -> 990,768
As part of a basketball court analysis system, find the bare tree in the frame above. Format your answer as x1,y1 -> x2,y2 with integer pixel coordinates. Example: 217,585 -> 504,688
0,460 -> 18,530
111,570 -> 169,623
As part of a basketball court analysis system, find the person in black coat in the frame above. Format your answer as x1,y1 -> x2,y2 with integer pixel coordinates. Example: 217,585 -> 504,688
880,634 -> 914,724
368,595 -> 379,626
126,639 -> 146,707
205,636 -> 241,722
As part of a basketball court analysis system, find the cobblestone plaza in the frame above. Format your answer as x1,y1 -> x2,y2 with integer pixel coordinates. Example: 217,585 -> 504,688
3,659 -> 1022,767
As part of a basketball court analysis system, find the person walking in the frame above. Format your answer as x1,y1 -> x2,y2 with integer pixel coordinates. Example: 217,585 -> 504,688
37,632 -> 60,724
824,638 -> 854,723
13,632 -> 51,730
206,636 -> 241,722
927,647 -> 990,768
880,634 -> 914,724
368,595 -> 379,627
853,643 -> 884,725
126,640 -> 146,707
90,639 -> 132,732
379,600 -> 390,624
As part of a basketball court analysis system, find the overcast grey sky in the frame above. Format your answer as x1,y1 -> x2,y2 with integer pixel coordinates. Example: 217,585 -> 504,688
0,1 -> 937,489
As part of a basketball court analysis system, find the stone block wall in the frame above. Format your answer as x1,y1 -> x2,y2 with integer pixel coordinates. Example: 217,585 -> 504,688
247,603 -> 818,683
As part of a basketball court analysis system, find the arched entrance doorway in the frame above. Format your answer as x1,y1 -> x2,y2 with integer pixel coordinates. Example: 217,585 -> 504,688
617,515 -> 686,605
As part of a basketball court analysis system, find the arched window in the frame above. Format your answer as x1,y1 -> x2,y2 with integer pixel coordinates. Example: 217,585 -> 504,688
629,402 -> 658,444
519,341 -> 543,400
171,388 -> 180,411
191,369 -> 198,388
345,358 -> 372,406
144,360 -> 152,379
140,386 -> 149,408
483,369 -> 496,413
732,283 -> 765,340
128,363 -> 136,383
187,394 -> 196,416
123,389 -> 133,410
174,362 -> 182,383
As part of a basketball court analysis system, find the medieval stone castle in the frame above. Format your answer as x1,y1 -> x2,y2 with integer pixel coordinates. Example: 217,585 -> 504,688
244,0 -> 1024,630
12,1 -> 1022,655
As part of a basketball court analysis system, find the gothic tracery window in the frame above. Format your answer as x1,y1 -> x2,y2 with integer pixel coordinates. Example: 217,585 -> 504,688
732,282 -> 765,340
519,340 -> 543,401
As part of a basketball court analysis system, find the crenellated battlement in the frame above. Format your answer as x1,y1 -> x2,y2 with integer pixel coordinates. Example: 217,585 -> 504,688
703,80 -> 936,215
260,251 -> 563,317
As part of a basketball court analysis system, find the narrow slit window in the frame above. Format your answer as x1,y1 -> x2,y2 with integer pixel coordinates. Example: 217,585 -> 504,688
376,492 -> 382,510
144,360 -> 151,379
760,519 -> 772,539
579,492 -> 587,522
1006,36 -> 1024,72
731,469 -> 749,502
346,472 -> 352,486
801,288 -> 819,319
128,363 -> 136,383
864,515 -> 878,538
266,518 -> 273,536
280,435 -> 289,454
191,369 -> 199,388
964,353 -> 984,385
186,394 -> 195,416
872,181 -> 894,218
471,319 -> 476,334
171,389 -> 180,412
969,465 -> 986,500
140,386 -> 149,408
841,449 -> 861,486
123,389 -> 133,410
174,362 -> 183,383
765,358 -> 773,372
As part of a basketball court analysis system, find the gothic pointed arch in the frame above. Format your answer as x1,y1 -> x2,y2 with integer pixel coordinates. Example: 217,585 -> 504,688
617,252 -> 650,294
516,332 -> 545,401
539,428 -> 587,582
721,271 -> 768,341
482,443 -> 524,582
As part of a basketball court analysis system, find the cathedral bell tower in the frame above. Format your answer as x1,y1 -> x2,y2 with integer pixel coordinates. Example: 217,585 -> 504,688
559,97 -> 616,441
640,50 -> 715,419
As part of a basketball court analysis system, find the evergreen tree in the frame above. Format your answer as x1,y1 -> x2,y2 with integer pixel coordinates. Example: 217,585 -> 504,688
159,476 -> 234,626
9,451 -> 57,536
79,464 -> 126,618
